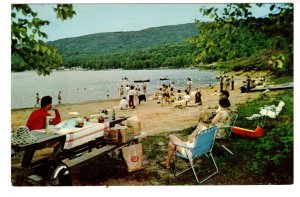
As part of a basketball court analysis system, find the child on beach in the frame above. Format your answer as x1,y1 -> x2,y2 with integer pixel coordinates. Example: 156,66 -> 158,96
184,91 -> 191,106
119,85 -> 124,97
106,90 -> 110,99
58,91 -> 62,104
177,89 -> 182,101
34,93 -> 40,108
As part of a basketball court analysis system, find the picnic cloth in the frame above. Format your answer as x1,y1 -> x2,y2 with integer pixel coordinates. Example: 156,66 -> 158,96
53,119 -> 109,149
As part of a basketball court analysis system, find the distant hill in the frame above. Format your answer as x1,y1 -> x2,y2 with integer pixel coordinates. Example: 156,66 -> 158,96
48,23 -> 198,57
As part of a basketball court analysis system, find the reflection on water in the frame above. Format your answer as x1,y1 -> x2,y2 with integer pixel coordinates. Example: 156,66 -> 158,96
11,69 -> 219,109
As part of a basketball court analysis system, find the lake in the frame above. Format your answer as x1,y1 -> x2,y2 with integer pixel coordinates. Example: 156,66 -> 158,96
11,69 -> 219,109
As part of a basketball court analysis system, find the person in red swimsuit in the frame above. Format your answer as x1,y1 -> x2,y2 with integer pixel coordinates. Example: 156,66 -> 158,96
26,96 -> 61,131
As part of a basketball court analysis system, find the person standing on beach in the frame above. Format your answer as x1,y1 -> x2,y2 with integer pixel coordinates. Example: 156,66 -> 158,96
119,85 -> 124,97
128,85 -> 136,109
142,82 -> 147,95
184,91 -> 191,106
170,82 -> 175,96
138,84 -> 147,105
106,89 -> 110,99
224,76 -> 230,91
34,93 -> 40,108
27,96 -> 61,131
219,75 -> 224,92
161,84 -> 167,106
186,78 -> 193,93
246,76 -> 251,92
58,91 -> 62,104
231,76 -> 235,90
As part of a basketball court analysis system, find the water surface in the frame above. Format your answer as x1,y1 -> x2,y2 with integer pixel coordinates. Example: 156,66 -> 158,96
11,69 -> 219,109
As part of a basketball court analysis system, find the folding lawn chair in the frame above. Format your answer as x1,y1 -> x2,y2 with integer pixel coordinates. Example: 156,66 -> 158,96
215,113 -> 238,155
172,126 -> 218,184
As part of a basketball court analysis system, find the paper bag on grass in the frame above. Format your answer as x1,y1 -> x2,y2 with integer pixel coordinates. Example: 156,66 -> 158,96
122,143 -> 143,172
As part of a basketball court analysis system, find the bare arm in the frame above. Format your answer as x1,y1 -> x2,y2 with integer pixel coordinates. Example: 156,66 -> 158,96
187,123 -> 208,142
211,112 -> 222,125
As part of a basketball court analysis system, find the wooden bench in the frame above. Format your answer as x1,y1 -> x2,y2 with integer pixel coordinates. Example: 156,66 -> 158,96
63,144 -> 117,168
59,143 -> 131,185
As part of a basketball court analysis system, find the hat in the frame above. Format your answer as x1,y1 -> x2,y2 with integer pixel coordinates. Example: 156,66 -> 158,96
12,126 -> 37,145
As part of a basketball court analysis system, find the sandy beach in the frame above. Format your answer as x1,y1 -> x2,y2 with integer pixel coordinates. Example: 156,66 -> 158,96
11,72 -> 283,136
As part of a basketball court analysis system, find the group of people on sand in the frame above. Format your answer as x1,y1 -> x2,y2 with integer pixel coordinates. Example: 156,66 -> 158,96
240,75 -> 266,93
118,82 -> 148,110
151,78 -> 203,107
219,75 -> 235,92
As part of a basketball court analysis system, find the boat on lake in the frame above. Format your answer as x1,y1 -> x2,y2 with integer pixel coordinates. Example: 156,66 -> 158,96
160,76 -> 169,80
133,79 -> 150,83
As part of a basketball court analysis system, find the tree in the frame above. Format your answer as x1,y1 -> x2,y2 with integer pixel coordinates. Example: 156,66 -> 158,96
191,3 -> 293,75
11,4 -> 76,75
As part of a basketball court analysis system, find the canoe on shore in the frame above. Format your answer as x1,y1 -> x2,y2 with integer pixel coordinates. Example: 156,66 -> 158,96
231,125 -> 264,138
249,82 -> 293,92
133,79 -> 150,83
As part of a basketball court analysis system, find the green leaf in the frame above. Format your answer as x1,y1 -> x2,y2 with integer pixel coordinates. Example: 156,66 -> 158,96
33,44 -> 39,52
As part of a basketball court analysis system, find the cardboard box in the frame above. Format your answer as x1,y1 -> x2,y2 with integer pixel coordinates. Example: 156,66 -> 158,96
120,127 -> 135,143
104,127 -> 122,144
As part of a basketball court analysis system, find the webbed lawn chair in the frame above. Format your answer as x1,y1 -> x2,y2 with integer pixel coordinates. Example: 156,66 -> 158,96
172,126 -> 218,184
215,113 -> 238,155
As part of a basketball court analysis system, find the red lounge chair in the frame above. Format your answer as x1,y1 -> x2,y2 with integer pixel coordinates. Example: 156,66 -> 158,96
231,125 -> 264,138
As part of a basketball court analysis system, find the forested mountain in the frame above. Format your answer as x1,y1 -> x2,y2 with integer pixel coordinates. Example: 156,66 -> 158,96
48,23 -> 198,57
12,23 -> 198,71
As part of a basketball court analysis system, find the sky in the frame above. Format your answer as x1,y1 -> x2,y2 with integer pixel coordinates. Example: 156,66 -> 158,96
25,3 -> 274,41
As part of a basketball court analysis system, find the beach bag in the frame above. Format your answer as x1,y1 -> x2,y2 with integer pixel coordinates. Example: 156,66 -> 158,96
122,143 -> 144,172
126,116 -> 141,136
12,126 -> 37,145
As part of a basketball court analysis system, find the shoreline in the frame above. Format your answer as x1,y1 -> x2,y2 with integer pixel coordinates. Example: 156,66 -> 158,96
11,70 -> 278,136
11,79 -> 286,135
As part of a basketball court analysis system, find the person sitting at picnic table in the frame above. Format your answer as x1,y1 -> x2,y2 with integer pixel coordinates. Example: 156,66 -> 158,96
161,98 -> 233,169
26,96 -> 61,131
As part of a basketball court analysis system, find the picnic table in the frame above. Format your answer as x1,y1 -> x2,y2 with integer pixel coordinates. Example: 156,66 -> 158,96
11,116 -> 140,186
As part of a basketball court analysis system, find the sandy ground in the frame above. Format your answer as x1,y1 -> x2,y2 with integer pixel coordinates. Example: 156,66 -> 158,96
11,74 -> 281,136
